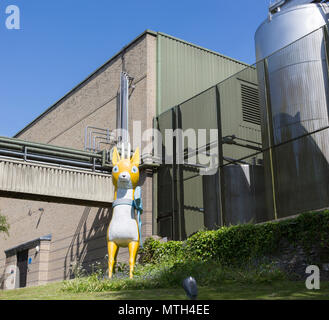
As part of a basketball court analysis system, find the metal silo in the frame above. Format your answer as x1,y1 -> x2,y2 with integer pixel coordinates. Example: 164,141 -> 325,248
255,1 -> 329,218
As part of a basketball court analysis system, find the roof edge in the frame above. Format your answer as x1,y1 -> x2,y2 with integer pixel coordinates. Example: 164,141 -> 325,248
14,29 -> 157,138
14,29 -> 249,138
5,234 -> 52,255
157,32 -> 250,67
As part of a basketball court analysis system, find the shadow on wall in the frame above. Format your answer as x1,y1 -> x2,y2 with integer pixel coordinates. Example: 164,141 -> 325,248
63,206 -> 111,279
0,274 -> 4,289
271,112 -> 329,218
224,112 -> 329,224
157,165 -> 174,240
157,116 -> 329,239
223,164 -> 266,226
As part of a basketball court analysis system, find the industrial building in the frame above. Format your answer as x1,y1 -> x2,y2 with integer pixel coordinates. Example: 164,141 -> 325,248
1,0 -> 329,290
156,0 -> 329,239
0,30 -> 248,288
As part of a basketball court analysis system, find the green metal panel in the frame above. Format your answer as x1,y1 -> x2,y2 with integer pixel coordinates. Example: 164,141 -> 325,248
155,36 -> 267,238
178,87 -> 220,237
156,87 -> 221,239
156,63 -> 267,237
179,87 -> 218,133
217,66 -> 262,165
157,32 -> 248,115
183,174 -> 204,237
156,108 -> 175,239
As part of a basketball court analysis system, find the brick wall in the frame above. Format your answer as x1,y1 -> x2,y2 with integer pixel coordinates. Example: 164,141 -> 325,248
0,31 -> 157,287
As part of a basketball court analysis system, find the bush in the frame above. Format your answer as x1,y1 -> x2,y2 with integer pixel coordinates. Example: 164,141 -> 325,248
140,210 -> 329,266
139,238 -> 183,264
62,210 -> 327,293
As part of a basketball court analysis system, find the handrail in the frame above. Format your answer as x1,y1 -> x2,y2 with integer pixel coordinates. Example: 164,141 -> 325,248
0,136 -> 102,159
0,136 -> 113,172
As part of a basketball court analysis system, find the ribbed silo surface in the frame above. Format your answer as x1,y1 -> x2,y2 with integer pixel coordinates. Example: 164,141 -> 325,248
255,4 -> 329,217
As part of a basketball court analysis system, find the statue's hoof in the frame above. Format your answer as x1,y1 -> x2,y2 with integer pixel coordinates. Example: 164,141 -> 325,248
104,269 -> 113,280
103,273 -> 112,280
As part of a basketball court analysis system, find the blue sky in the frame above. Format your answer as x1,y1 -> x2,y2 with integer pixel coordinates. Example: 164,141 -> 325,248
0,0 -> 270,137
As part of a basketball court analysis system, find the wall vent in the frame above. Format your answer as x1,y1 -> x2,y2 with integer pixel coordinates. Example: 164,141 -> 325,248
241,84 -> 261,126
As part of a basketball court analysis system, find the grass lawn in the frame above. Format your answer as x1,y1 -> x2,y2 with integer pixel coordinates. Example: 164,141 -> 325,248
0,280 -> 328,300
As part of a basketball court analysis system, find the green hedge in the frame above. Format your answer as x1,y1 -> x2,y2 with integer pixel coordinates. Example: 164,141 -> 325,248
139,210 -> 329,266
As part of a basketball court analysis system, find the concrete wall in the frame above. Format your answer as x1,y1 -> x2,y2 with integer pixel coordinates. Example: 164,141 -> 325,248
0,31 -> 157,287
0,158 -> 114,206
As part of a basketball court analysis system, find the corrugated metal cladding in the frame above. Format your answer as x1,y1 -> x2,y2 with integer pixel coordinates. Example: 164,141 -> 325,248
156,32 -> 248,115
156,88 -> 221,240
258,26 -> 329,218
155,62 -> 267,239
219,66 -> 263,165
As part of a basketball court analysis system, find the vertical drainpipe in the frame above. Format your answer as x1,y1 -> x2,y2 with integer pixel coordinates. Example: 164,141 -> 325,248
120,71 -> 130,157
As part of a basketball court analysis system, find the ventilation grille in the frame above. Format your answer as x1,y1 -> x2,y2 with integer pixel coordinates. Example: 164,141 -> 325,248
241,84 -> 261,126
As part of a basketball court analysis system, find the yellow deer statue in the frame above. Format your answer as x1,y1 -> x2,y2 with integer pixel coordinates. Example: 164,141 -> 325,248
107,146 -> 142,279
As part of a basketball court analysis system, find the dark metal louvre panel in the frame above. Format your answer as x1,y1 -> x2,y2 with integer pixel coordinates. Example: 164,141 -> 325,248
241,84 -> 261,125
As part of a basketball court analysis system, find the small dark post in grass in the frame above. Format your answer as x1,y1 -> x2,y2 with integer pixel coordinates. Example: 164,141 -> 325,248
183,277 -> 198,300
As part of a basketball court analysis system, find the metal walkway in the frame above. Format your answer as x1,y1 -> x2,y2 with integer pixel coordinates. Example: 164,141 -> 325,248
0,137 -> 114,207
